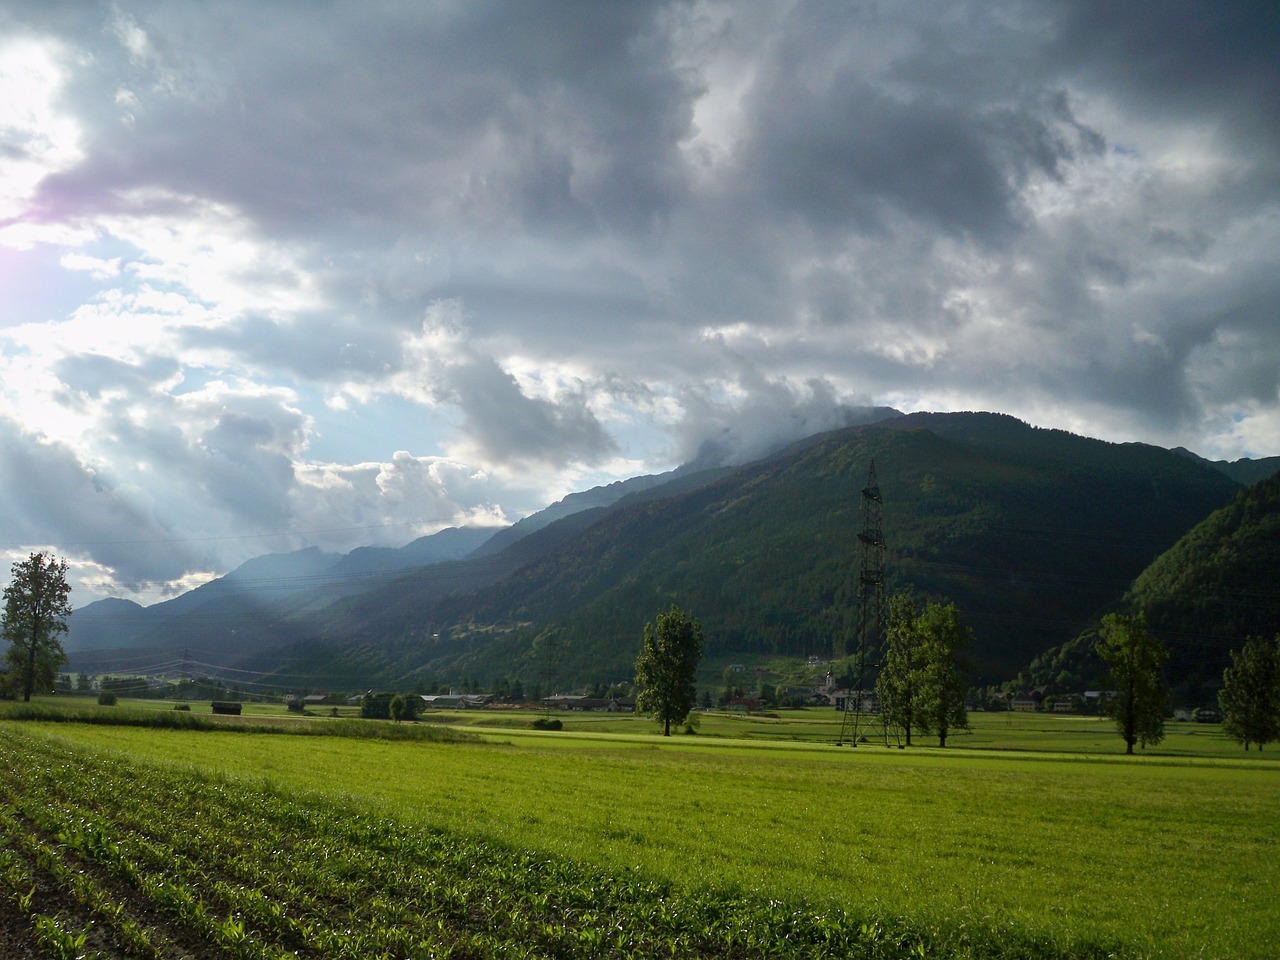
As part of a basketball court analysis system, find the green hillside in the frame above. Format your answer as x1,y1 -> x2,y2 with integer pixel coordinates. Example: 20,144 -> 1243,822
1122,471 -> 1280,697
280,413 -> 1240,689
1030,472 -> 1280,706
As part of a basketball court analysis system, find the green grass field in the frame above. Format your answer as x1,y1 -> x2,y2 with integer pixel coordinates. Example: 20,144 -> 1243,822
3,699 -> 1275,958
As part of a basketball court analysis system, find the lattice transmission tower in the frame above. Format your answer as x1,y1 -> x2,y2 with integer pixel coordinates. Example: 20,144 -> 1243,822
838,460 -> 887,745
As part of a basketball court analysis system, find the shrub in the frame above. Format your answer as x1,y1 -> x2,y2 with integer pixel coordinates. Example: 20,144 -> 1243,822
532,717 -> 563,731
174,703 -> 191,712
97,690 -> 117,706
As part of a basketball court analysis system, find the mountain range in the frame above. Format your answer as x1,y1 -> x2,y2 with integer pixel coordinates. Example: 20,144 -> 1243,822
64,411 -> 1278,698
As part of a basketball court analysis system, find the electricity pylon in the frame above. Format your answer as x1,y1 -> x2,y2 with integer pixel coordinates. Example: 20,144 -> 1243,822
838,460 -> 886,745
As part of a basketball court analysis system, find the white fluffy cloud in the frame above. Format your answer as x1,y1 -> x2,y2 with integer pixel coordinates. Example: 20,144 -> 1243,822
0,0 -> 1276,602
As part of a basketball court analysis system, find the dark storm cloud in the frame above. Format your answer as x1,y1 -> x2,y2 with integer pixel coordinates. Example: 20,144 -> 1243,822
752,79 -> 1019,240
182,313 -> 402,384
196,408 -> 301,523
693,2 -> 1101,255
436,356 -> 618,467
32,0 -> 695,239
0,415 -> 198,585
1046,0 -> 1280,156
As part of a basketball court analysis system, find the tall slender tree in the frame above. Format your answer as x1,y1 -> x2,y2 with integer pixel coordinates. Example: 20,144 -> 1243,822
2,553 -> 73,702
635,605 -> 704,736
1096,612 -> 1168,754
876,593 -> 926,746
915,601 -> 972,747
1219,635 -> 1280,751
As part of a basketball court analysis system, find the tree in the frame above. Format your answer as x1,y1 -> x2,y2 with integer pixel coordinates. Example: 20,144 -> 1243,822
876,594 -> 971,747
876,593 -> 926,746
1219,635 -> 1280,751
1096,613 -> 1168,754
634,605 -> 704,736
389,694 -> 406,722
2,553 -> 73,702
915,601 -> 972,748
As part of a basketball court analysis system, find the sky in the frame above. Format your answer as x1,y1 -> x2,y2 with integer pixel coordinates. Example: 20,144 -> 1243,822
1,1 -> 1277,605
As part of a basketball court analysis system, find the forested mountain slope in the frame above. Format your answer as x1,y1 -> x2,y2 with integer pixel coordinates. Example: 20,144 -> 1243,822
274,413 -> 1240,689
1031,472 -> 1280,705
1123,472 -> 1280,696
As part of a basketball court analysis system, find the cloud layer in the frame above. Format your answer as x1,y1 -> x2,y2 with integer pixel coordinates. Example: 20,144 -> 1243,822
0,1 -> 1276,601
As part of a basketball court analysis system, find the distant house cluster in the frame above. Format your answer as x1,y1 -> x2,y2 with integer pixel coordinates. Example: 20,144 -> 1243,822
541,694 -> 635,713
418,693 -> 497,709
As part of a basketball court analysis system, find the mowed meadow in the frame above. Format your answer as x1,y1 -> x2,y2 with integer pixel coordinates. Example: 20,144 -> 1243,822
1,704 -> 1277,959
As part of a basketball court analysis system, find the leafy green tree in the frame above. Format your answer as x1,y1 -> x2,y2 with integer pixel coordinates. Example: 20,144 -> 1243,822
1218,635 -> 1280,751
876,595 -> 972,747
915,601 -> 972,747
389,694 -> 406,722
876,594 -> 926,746
635,605 -> 704,736
2,553 -> 73,702
1096,613 -> 1168,754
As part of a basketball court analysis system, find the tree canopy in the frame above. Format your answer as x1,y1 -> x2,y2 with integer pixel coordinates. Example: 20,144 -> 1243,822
1218,635 -> 1280,751
634,605 -> 704,736
2,553 -> 73,702
1096,612 -> 1168,754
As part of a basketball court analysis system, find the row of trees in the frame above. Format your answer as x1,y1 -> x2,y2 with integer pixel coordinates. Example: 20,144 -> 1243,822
628,600 -> 1247,760
631,597 -> 977,746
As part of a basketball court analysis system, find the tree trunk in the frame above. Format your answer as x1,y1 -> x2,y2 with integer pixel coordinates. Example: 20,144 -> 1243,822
22,584 -> 44,702
23,631 -> 37,702
663,718 -> 670,736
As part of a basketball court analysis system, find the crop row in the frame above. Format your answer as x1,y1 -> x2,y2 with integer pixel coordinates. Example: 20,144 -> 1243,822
0,727 -> 1127,958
